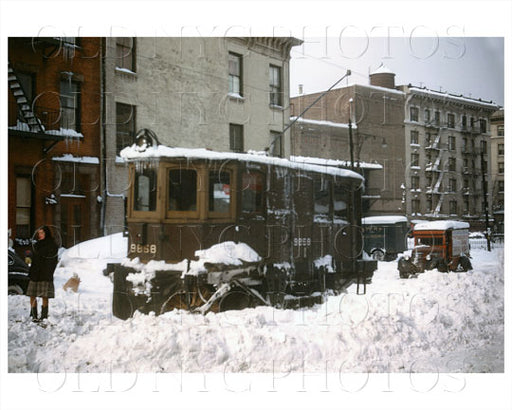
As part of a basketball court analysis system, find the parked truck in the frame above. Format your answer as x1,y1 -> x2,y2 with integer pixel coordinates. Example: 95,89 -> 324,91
397,220 -> 472,278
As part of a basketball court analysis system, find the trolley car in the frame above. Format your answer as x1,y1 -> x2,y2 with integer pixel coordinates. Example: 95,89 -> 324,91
110,130 -> 377,319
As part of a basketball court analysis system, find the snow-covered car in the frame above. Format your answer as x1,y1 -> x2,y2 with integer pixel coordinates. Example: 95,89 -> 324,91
8,249 -> 30,295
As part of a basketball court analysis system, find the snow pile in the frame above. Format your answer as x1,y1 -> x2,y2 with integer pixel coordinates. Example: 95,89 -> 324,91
193,241 -> 261,267
7,232 -> 504,376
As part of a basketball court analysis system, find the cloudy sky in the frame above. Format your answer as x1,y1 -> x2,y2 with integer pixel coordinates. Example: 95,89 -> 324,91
290,36 -> 504,106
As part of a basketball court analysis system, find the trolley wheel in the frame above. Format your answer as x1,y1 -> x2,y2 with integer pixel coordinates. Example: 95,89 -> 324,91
371,249 -> 385,261
160,291 -> 189,314
219,289 -> 260,312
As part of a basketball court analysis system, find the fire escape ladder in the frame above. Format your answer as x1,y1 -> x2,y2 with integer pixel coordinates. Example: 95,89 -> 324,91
433,143 -> 446,216
8,62 -> 45,134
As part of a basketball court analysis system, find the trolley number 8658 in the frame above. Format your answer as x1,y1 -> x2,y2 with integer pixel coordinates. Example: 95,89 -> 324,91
130,244 -> 157,254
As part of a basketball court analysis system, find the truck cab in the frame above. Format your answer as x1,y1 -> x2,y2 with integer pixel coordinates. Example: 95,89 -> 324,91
398,220 -> 472,278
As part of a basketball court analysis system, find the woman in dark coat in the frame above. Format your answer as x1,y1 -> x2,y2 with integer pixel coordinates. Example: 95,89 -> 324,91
26,226 -> 58,321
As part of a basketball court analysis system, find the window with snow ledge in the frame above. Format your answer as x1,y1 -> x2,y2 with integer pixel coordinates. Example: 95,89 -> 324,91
115,67 -> 137,78
116,38 -> 136,73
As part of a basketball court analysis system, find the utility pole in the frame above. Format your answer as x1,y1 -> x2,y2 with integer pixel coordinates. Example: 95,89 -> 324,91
480,140 -> 491,252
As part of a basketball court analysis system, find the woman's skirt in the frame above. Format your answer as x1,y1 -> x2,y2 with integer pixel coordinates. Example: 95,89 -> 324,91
26,281 -> 55,298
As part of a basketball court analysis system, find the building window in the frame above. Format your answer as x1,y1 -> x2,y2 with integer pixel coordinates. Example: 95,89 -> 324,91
411,176 -> 420,189
270,131 -> 283,157
411,153 -> 419,167
497,125 -> 504,136
498,162 -> 504,174
116,38 -> 136,72
410,130 -> 419,145
434,111 -> 440,126
411,199 -> 421,214
410,107 -> 419,122
449,178 -> 457,192
424,109 -> 431,123
448,157 -> 456,172
449,200 -> 457,215
463,199 -> 469,214
269,65 -> 282,106
228,52 -> 242,96
462,137 -> 468,152
481,140 -> 487,154
448,136 -> 456,151
60,80 -> 80,131
462,115 -> 467,129
463,178 -> 469,189
480,119 -> 487,133
447,113 -> 455,128
426,199 -> 432,212
425,132 -> 432,146
229,123 -> 244,152
498,143 -> 504,155
116,103 -> 136,154
498,180 -> 505,193
16,176 -> 32,239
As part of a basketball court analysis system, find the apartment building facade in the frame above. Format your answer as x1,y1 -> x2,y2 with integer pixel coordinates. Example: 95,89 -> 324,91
490,108 -> 505,233
400,85 -> 498,228
291,66 -> 500,227
102,37 -> 301,232
8,37 -> 102,250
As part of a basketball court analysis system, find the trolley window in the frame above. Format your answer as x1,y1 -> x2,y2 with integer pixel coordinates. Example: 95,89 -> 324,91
134,169 -> 157,212
209,170 -> 231,214
241,171 -> 264,213
333,182 -> 349,220
168,169 -> 197,212
314,175 -> 331,217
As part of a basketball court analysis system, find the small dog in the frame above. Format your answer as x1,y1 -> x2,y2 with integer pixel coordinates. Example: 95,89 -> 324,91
63,274 -> 81,293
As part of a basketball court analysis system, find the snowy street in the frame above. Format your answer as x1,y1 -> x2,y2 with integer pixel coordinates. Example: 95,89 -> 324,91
7,234 -> 504,375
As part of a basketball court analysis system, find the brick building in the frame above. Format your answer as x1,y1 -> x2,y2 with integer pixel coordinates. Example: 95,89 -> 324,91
8,37 -> 102,250
291,67 -> 406,216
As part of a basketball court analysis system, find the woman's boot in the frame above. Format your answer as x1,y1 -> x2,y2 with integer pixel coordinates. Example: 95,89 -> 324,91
41,305 -> 48,320
30,306 -> 38,322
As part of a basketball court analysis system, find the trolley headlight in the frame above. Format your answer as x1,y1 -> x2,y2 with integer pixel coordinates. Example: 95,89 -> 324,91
426,255 -> 431,261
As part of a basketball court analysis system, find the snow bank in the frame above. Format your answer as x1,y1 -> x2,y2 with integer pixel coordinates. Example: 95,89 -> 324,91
7,243 -> 503,375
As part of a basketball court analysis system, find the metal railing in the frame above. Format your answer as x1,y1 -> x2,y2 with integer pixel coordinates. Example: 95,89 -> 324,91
8,101 -> 74,132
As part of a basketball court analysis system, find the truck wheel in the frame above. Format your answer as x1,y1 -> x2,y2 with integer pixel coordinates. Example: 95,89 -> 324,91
399,270 -> 410,279
459,256 -> 473,272
8,284 -> 24,295
371,249 -> 385,261
437,260 -> 448,273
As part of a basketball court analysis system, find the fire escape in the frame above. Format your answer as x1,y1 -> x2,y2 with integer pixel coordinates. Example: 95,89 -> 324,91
425,134 -> 447,216
8,36 -> 82,153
